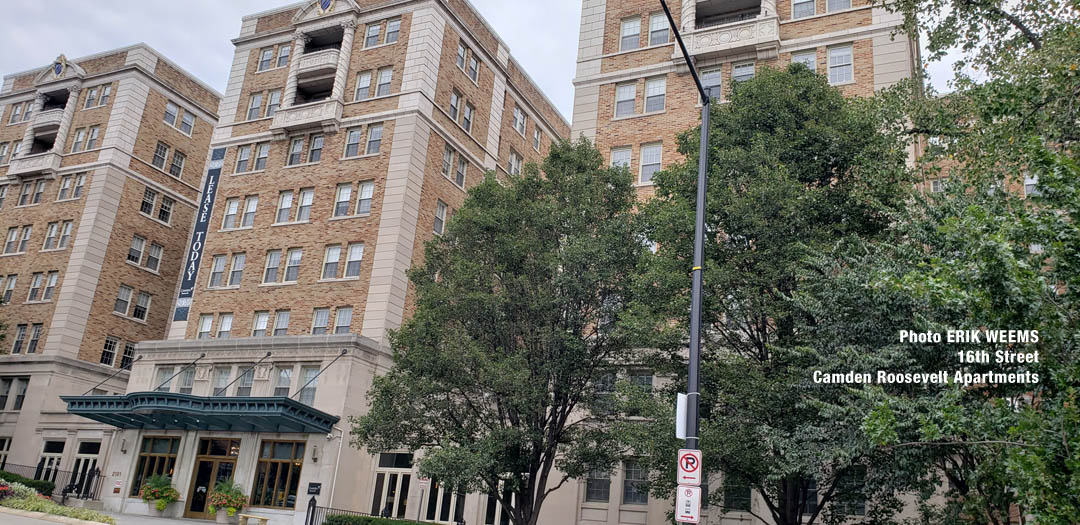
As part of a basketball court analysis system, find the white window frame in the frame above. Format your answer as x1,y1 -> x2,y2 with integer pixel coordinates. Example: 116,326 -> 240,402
644,77 -> 666,112
793,0 -> 816,18
828,44 -> 854,85
792,50 -> 817,72
611,147 -> 631,168
620,18 -> 641,51
615,83 -> 636,117
639,143 -> 662,184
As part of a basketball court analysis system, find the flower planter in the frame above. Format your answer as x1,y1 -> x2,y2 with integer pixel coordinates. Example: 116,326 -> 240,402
215,509 -> 238,525
147,502 -> 166,517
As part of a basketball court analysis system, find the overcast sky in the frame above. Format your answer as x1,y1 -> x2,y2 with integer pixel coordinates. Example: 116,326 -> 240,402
0,1 -> 953,122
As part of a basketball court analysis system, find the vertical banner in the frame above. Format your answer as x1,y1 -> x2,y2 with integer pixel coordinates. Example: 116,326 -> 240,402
173,147 -> 226,321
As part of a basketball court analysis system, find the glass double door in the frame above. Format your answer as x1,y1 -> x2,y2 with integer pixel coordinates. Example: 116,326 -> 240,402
185,439 -> 241,519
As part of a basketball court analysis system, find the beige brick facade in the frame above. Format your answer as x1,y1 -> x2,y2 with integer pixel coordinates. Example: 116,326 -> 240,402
0,44 -> 219,488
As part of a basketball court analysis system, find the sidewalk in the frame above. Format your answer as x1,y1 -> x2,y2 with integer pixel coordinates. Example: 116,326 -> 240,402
108,514 -> 211,525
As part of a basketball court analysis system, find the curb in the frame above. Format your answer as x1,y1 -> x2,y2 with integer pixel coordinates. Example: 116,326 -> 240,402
0,505 -> 113,525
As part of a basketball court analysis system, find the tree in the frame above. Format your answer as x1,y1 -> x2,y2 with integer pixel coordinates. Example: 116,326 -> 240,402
630,65 -> 913,525
350,139 -> 649,525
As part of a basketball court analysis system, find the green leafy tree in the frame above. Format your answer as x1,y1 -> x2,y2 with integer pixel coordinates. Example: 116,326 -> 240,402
630,65 -> 913,525
350,139 -> 649,525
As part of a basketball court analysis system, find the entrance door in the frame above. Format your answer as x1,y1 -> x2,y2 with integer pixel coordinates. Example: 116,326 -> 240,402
185,438 -> 241,519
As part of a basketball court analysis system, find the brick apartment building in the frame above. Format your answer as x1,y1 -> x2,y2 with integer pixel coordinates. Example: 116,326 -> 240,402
0,44 -> 219,493
567,0 -> 919,524
62,1 -> 570,524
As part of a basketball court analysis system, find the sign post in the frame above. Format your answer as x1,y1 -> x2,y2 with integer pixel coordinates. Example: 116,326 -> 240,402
675,485 -> 702,523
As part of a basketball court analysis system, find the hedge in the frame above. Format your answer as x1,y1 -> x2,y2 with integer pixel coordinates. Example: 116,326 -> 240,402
323,514 -> 428,525
0,495 -> 116,524
0,471 -> 55,496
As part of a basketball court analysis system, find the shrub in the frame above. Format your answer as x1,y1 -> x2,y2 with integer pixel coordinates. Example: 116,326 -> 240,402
138,474 -> 180,511
322,514 -> 427,525
8,481 -> 38,499
0,480 -> 11,501
207,479 -> 247,517
0,470 -> 55,496
0,495 -> 116,524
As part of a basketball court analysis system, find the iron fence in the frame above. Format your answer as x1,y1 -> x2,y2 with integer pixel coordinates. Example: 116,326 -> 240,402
306,497 -> 465,525
1,463 -> 103,500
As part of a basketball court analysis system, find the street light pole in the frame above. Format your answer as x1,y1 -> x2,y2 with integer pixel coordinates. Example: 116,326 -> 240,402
659,0 -> 710,453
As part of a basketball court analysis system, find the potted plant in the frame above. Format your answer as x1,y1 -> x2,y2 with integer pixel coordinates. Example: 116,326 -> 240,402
139,474 -> 180,516
207,479 -> 247,524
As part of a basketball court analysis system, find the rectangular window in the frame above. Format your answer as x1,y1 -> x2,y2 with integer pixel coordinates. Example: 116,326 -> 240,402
345,128 -> 363,157
640,143 -> 662,183
620,18 -> 641,51
229,253 -> 246,286
114,285 -> 133,315
32,180 -> 46,204
247,93 -> 263,121
129,437 -> 180,497
213,366 -> 231,395
276,45 -> 291,68
169,151 -> 185,177
733,62 -> 756,82
264,250 -> 282,283
828,0 -> 852,11
99,85 -> 112,105
266,90 -> 282,117
2,275 -> 16,304
449,90 -> 461,120
611,147 -> 631,168
455,156 -> 467,187
274,367 -> 292,396
386,19 -> 401,43
252,311 -> 270,337
178,368 -> 194,394
235,366 -> 254,396
441,145 -> 454,177
322,245 -> 341,279
298,367 -> 319,405
85,86 -> 100,108
456,43 -> 467,69
59,221 -> 74,248
72,129 -> 87,152
0,144 -> 7,165
287,137 -> 304,165
800,479 -> 819,515
11,325 -> 27,354
434,200 -> 448,235
258,48 -> 274,71
513,106 -> 527,136
255,143 -> 270,170
43,272 -> 58,301
622,461 -> 648,504
365,24 -> 382,47
158,197 -> 174,224
86,126 -> 100,149
164,102 -> 178,126
28,273 -> 43,302
345,243 -> 364,277
9,104 -> 21,123
649,13 -> 669,46
101,336 -> 118,366
121,342 -> 136,369
236,145 -> 252,173
217,314 -> 234,339
794,0 -> 816,18
645,77 -> 666,112
146,243 -> 163,272
43,222 -> 60,250
141,187 -> 157,215
197,314 -> 213,339
585,470 -> 610,502
273,310 -> 290,336
467,56 -> 479,82
297,189 -> 314,221
223,198 -> 240,229
17,225 -> 31,253
209,254 -> 227,287
128,235 -> 146,263
285,248 -> 303,282
509,150 -> 523,176
356,180 -> 374,214
334,184 -> 352,217
792,50 -> 817,71
250,441 -> 305,509
533,129 -> 542,152
311,308 -> 330,335
366,124 -> 383,154
355,71 -> 372,101
180,113 -> 195,135
4,228 -> 16,254
73,174 -> 86,198
308,135 -> 324,163
1024,173 -> 1040,197
828,45 -> 854,84
376,68 -> 393,97
242,196 -> 258,227
462,104 -> 474,132
615,83 -> 636,117
276,191 -> 293,223
132,291 -> 151,321
57,176 -> 72,200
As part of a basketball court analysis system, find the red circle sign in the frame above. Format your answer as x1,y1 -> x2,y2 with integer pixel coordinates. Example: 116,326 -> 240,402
679,453 -> 699,473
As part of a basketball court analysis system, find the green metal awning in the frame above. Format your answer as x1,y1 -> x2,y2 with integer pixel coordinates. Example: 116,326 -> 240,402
62,392 -> 339,434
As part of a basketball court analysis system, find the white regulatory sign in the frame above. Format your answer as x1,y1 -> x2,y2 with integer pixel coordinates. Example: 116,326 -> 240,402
675,485 -> 701,523
677,449 -> 702,485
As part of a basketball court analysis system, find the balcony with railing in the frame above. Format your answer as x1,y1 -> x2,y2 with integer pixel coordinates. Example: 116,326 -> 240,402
270,95 -> 342,135
32,108 -> 64,129
6,151 -> 62,178
296,48 -> 339,78
684,0 -> 780,58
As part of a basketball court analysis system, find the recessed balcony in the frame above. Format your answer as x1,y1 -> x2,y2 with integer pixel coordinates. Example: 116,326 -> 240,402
269,98 -> 343,135
6,151 -> 62,178
296,48 -> 340,78
32,108 -> 63,129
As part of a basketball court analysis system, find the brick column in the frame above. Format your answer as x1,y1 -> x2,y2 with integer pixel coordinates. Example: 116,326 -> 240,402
283,31 -> 310,108
17,94 -> 46,156
681,0 -> 695,31
331,19 -> 357,101
51,84 -> 81,154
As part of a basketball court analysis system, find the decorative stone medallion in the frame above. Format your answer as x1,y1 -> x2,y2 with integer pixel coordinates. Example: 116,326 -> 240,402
52,55 -> 67,78
318,0 -> 335,15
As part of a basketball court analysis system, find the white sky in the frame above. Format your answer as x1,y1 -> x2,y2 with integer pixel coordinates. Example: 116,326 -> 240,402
0,0 -> 954,122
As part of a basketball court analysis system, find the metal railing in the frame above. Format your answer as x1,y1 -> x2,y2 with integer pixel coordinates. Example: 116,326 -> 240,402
1,463 -> 103,500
